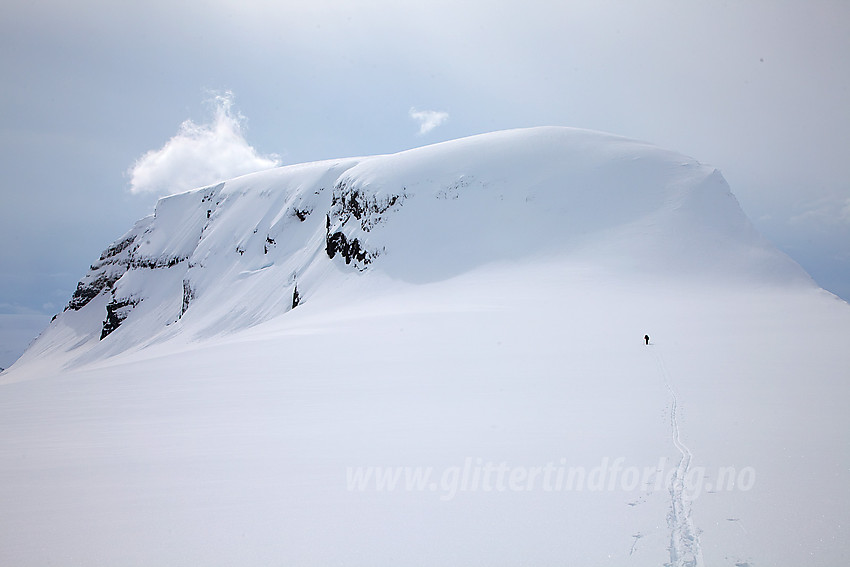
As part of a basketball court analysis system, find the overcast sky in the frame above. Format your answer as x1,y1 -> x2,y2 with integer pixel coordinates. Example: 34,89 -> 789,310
1,0 -> 848,367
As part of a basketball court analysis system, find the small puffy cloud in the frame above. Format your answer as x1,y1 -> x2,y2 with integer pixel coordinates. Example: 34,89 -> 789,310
128,92 -> 280,196
409,107 -> 449,135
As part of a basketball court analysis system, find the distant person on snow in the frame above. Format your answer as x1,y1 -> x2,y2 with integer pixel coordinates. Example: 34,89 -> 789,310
644,334 -> 650,345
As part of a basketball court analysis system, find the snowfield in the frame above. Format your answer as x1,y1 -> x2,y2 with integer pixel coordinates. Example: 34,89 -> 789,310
1,127 -> 848,566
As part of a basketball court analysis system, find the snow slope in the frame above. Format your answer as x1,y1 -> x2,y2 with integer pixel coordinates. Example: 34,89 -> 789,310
1,127 -> 848,566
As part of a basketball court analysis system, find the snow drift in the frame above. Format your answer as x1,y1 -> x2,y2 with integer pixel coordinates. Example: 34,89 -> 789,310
2,127 -> 848,567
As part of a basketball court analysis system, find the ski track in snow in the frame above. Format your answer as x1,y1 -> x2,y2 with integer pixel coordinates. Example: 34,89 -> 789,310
653,347 -> 704,567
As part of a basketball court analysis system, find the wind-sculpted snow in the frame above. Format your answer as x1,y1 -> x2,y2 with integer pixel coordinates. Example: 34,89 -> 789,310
321,128 -> 798,282
11,127 -> 808,370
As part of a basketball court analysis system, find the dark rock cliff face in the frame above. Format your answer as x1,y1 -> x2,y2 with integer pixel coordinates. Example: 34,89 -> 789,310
324,179 -> 406,268
100,298 -> 139,339
325,228 -> 370,265
64,220 -> 190,340
99,234 -> 137,261
181,279 -> 194,318
66,235 -> 140,312
67,271 -> 124,311
329,180 -> 405,231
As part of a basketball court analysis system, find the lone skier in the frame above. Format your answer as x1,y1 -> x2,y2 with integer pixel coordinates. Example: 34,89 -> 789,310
644,334 -> 650,345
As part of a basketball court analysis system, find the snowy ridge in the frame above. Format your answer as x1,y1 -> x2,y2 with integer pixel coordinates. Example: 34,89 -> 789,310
9,127 -> 808,373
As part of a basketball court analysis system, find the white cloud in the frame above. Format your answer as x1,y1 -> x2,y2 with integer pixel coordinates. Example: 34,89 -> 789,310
409,107 -> 449,135
128,92 -> 280,196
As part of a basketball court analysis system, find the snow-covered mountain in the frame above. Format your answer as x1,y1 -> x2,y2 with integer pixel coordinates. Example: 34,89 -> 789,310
2,127 -> 848,566
10,127 -> 808,372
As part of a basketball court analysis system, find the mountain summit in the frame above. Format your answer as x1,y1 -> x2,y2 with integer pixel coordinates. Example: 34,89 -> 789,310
12,127 -> 807,370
